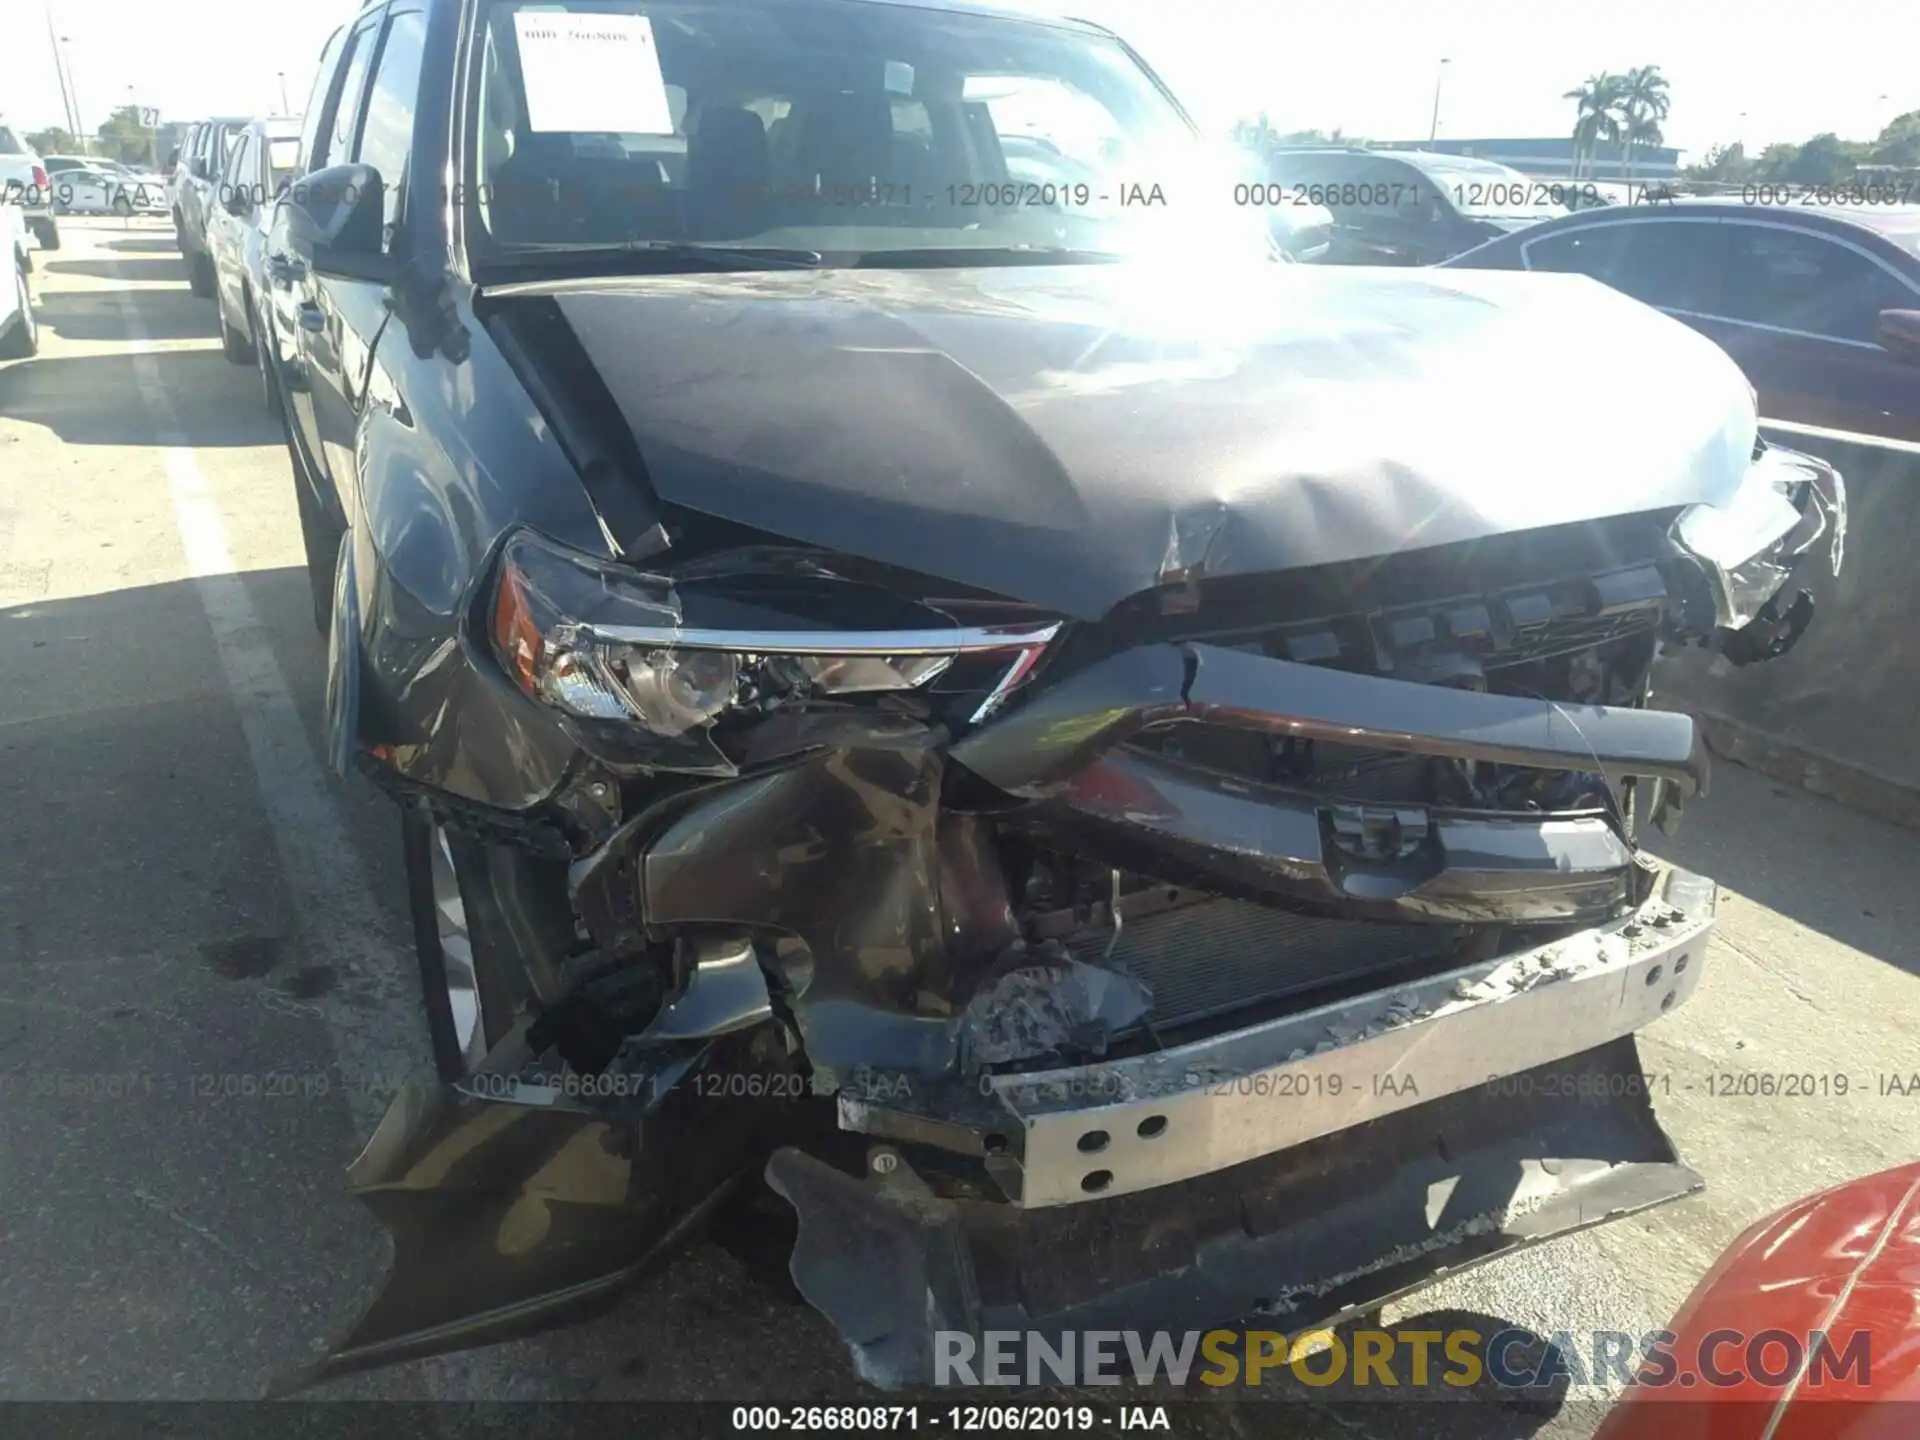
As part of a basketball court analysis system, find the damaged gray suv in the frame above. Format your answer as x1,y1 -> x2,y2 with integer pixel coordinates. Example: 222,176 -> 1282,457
265,0 -> 1846,1391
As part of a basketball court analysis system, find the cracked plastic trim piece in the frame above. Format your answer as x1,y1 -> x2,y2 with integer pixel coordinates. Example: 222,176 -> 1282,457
772,1035 -> 1701,1390
951,641 -> 1707,800
1051,747 -> 1639,924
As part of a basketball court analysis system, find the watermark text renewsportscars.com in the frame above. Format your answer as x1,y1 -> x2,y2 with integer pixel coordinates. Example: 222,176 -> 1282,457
934,1326 -> 1872,1391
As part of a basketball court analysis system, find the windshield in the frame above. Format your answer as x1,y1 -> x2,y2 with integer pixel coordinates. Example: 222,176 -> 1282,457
268,137 -> 302,193
1413,158 -> 1567,219
468,0 -> 1272,268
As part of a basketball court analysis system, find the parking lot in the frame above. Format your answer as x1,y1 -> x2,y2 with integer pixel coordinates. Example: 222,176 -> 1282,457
2,217 -> 1917,1432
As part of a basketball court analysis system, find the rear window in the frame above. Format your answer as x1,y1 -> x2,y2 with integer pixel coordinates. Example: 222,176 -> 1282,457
1854,209 -> 1920,257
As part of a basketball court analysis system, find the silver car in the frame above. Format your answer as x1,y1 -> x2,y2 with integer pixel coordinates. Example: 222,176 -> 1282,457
206,117 -> 302,414
44,157 -> 168,216
169,116 -> 252,295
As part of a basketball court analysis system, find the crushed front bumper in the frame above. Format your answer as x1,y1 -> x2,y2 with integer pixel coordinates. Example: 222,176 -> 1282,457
842,865 -> 1712,1209
773,868 -> 1714,1386
302,613 -> 1725,1394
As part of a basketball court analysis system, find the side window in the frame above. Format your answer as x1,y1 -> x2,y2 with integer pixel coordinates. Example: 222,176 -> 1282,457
1528,219 -> 1723,311
353,8 -> 428,251
298,27 -> 350,174
1609,222 -> 1726,310
1718,226 -> 1918,344
222,131 -> 255,200
1366,160 -> 1433,219
315,15 -> 385,171
1524,224 -> 1634,278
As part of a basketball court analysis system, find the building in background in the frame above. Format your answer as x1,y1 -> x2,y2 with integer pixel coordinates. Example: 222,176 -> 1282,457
1373,137 -> 1683,181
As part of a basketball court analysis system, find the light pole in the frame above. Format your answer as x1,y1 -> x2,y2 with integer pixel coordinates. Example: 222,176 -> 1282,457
44,2 -> 79,147
278,71 -> 292,114
1427,58 -> 1451,146
59,34 -> 88,155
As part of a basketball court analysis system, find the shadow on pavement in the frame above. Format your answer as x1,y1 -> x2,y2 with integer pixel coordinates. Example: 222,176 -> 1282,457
0,349 -> 272,445
1234,1309 -> 1575,1435
98,234 -> 180,254
46,257 -> 190,283
36,290 -> 221,345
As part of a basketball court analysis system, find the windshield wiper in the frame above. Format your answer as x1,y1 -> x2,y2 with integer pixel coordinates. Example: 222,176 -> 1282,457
851,245 -> 1126,269
491,240 -> 825,273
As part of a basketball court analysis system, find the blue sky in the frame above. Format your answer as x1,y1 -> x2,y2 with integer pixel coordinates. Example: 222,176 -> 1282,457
2,0 -> 1910,156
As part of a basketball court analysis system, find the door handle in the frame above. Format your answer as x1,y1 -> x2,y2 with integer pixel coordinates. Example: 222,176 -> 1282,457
298,302 -> 325,334
266,254 -> 305,288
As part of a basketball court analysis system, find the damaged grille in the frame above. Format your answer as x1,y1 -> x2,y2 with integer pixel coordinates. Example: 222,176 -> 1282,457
1111,560 -> 1671,814
1065,898 -> 1460,1030
1213,562 -> 1668,682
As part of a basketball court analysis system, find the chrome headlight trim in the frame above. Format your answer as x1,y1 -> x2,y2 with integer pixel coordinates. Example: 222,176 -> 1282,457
490,529 -> 1061,737
1671,447 -> 1843,630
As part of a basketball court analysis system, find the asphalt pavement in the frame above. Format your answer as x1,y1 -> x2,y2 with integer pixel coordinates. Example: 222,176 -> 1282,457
1,219 -> 1916,1434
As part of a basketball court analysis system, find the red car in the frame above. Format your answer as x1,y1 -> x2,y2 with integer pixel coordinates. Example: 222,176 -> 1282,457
1597,1158 -> 1920,1438
1445,203 -> 1920,448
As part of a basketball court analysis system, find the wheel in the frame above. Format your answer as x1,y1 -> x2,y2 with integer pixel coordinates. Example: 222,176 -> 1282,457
188,250 -> 215,298
0,265 -> 37,359
218,296 -> 253,363
28,217 -> 59,251
401,809 -> 566,1081
288,433 -> 345,634
112,195 -> 133,218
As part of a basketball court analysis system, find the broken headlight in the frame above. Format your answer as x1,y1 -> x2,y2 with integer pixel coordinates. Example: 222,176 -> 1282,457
490,529 -> 1060,741
1671,446 -> 1844,629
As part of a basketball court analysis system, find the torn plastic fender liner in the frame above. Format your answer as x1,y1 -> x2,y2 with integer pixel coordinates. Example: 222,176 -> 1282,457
952,642 -> 1708,801
769,1036 -> 1701,1391
273,1027 -> 788,1397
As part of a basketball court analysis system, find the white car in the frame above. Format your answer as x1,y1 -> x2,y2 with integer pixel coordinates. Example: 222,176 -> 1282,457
1,197 -> 36,357
0,121 -> 59,250
47,160 -> 168,216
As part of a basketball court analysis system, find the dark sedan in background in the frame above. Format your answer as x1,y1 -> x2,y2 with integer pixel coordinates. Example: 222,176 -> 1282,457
1268,147 -> 1568,265
1446,202 -> 1920,447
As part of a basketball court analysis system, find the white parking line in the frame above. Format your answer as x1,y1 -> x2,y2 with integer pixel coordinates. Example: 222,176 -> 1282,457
111,309 -> 430,1140
107,274 -> 482,1397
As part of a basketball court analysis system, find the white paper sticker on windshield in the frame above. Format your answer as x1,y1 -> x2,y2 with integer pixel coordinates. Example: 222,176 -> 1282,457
513,11 -> 675,135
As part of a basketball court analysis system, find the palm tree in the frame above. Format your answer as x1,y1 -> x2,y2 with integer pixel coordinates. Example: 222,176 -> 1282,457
1616,65 -> 1672,185
1565,74 -> 1623,180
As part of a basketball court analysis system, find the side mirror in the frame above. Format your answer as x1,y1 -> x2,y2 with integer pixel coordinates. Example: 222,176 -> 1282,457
223,187 -> 252,217
1878,309 -> 1920,365
283,163 -> 398,282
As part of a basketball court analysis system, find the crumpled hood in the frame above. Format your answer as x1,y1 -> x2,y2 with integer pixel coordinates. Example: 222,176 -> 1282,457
546,261 -> 1757,619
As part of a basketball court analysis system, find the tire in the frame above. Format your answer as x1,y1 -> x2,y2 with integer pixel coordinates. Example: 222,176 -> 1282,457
0,265 -> 36,360
112,195 -> 133,218
28,217 -> 59,251
188,250 -> 216,298
218,295 -> 253,363
289,436 -> 345,635
401,809 -> 563,1081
